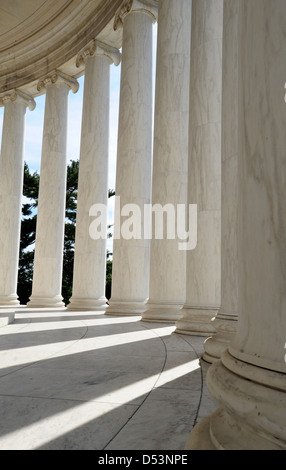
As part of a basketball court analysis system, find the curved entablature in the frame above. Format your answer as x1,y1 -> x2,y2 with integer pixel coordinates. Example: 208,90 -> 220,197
0,0 -> 124,95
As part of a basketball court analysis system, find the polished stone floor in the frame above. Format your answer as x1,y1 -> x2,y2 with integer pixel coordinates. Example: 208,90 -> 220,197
0,309 -> 217,450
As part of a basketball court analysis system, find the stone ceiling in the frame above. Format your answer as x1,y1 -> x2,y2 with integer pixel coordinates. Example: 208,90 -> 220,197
0,0 -> 123,93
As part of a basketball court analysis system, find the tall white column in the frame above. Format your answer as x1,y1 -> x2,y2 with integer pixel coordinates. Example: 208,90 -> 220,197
175,0 -> 223,336
188,0 -> 286,450
28,72 -> 79,309
141,0 -> 191,323
107,0 -> 157,316
68,41 -> 121,311
0,90 -> 36,308
203,0 -> 238,363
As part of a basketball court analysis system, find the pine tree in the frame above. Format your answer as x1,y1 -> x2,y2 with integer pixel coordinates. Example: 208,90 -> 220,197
18,160 -> 113,305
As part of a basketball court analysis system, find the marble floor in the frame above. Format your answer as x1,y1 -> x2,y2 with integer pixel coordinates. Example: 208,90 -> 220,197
0,309 -> 217,450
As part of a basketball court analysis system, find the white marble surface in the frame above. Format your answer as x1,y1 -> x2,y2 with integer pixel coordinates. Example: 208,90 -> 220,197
0,98 -> 28,306
69,46 -> 120,311
142,0 -> 191,323
28,79 -> 76,308
189,0 -> 286,450
108,4 -> 154,315
230,0 -> 286,375
0,310 -> 15,328
0,309 -> 216,450
203,0 -> 239,362
175,0 -> 223,336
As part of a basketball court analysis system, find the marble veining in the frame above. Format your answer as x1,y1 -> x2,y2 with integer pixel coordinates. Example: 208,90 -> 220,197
0,99 -> 29,305
142,0 -> 191,323
109,4 -> 154,314
28,81 -> 73,308
175,0 -> 223,336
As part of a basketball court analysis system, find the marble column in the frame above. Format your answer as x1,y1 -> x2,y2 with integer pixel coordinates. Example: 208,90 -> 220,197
141,0 -> 191,323
28,72 -> 79,309
0,90 -> 36,309
175,0 -> 223,336
107,0 -> 157,315
68,41 -> 121,311
203,0 -> 238,363
187,0 -> 286,450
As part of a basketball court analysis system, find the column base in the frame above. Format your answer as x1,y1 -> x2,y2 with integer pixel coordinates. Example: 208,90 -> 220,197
187,407 -> 285,450
27,295 -> 65,309
106,300 -> 146,316
188,350 -> 286,450
185,415 -> 215,450
202,341 -> 228,364
141,302 -> 184,323
0,295 -> 20,307
175,306 -> 217,337
202,313 -> 237,363
67,296 -> 108,311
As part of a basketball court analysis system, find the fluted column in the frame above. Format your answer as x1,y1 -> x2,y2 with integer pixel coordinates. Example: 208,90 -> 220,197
28,71 -> 79,309
68,41 -> 121,311
175,0 -> 223,336
0,90 -> 36,308
188,0 -> 286,450
203,0 -> 238,363
107,0 -> 157,315
141,0 -> 191,323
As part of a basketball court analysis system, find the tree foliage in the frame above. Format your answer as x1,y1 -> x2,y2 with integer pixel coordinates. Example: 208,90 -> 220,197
18,160 -> 113,305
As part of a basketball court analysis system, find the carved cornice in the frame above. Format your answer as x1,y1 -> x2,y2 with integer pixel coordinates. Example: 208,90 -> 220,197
114,0 -> 158,30
76,39 -> 121,67
0,89 -> 36,110
37,70 -> 79,93
0,0 -> 124,93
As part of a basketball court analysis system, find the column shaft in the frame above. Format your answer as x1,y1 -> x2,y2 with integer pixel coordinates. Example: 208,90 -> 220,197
0,91 -> 35,308
28,74 -> 78,308
203,0 -> 239,362
188,0 -> 286,450
142,0 -> 191,323
68,42 -> 120,310
108,2 -> 156,315
175,0 -> 223,336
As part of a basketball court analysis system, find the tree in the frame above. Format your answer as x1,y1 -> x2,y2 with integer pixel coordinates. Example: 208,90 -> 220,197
17,163 -> 39,305
62,160 -> 78,304
18,160 -> 114,305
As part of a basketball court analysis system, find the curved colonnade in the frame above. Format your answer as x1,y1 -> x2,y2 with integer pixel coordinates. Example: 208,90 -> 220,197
0,0 -> 285,450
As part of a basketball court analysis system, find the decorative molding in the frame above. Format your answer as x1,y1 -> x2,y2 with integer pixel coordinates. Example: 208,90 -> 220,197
76,39 -> 121,67
114,0 -> 133,29
114,0 -> 158,30
0,0 -> 124,93
0,89 -> 36,110
0,90 -> 17,106
37,70 -> 79,93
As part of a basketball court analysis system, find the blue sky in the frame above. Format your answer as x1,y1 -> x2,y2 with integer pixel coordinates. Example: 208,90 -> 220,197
0,66 -> 120,255
0,62 -> 121,186
0,24 -> 157,253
